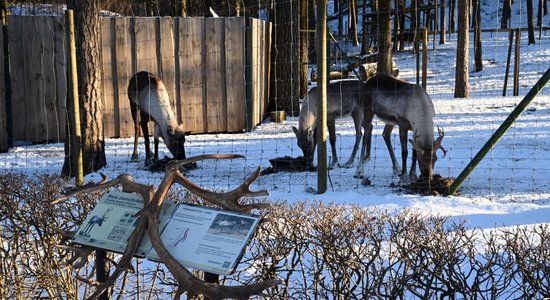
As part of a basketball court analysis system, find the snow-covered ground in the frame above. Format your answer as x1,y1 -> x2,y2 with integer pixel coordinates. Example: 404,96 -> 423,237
1,2 -> 550,233
2,30 -> 549,233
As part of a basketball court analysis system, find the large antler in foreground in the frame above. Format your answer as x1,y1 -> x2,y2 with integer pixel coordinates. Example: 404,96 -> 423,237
52,154 -> 281,300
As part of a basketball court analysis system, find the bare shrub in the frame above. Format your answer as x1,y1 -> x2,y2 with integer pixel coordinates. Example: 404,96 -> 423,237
2,173 -> 549,299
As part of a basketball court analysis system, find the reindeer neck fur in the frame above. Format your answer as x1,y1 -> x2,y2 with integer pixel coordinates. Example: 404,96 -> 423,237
298,92 -> 318,132
368,75 -> 435,149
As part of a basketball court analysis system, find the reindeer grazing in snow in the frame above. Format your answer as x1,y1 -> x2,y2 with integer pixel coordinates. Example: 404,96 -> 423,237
128,71 -> 187,166
293,79 -> 364,168
354,74 -> 446,183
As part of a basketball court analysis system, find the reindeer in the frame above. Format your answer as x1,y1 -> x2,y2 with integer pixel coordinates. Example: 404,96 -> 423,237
128,71 -> 187,166
292,79 -> 364,168
354,74 -> 446,183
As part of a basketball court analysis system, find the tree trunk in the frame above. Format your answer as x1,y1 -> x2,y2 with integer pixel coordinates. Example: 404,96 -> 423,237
63,0 -> 106,177
338,0 -> 344,39
537,0 -> 543,26
473,0 -> 483,72
501,0 -> 511,29
439,0 -> 446,44
299,0 -> 309,98
454,0 -> 469,98
527,0 -> 536,44
376,0 -> 392,75
449,0 -> 456,32
308,0 -> 316,62
348,0 -> 359,45
410,0 -> 419,32
269,0 -> 300,115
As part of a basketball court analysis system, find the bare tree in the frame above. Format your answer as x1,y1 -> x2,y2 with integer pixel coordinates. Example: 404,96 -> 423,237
449,0 -> 456,32
527,0 -> 536,44
439,0 -> 446,44
454,0 -> 469,98
376,0 -> 392,75
348,0 -> 359,46
62,0 -> 106,178
473,0 -> 483,72
299,0 -> 309,98
537,0 -> 546,27
502,0 -> 511,29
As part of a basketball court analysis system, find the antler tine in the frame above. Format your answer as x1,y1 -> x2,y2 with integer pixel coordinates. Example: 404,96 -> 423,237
173,166 -> 270,213
434,126 -> 445,150
86,217 -> 148,300
56,244 -> 95,269
51,174 -> 153,205
439,145 -> 448,158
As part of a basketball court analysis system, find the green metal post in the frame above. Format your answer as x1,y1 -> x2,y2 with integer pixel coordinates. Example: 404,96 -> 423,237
316,0 -> 328,194
446,67 -> 550,196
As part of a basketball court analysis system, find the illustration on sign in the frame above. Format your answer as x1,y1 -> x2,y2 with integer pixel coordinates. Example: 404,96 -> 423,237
73,190 -> 177,257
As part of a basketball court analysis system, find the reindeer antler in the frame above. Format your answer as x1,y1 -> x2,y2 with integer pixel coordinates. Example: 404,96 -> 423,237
52,154 -> 280,299
434,126 -> 447,157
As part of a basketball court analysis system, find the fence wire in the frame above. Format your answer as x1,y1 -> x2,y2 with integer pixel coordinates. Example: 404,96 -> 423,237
0,1 -> 549,201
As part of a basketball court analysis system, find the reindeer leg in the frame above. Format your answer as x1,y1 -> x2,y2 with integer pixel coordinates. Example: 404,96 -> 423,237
327,121 -> 339,169
153,124 -> 160,163
140,112 -> 152,166
398,126 -> 410,184
354,120 -> 372,178
130,103 -> 140,161
409,148 -> 419,182
344,108 -> 363,168
383,124 -> 401,176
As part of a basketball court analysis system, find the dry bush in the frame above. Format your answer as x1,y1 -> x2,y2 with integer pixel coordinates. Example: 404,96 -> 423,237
1,173 -> 549,299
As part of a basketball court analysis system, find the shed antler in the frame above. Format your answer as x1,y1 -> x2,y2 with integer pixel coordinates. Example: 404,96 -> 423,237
52,154 -> 281,299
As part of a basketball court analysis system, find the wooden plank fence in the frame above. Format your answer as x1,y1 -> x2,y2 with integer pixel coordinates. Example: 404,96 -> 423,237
0,15 -> 271,148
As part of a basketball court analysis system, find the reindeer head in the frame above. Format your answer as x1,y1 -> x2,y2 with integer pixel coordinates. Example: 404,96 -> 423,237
165,124 -> 187,160
292,126 -> 316,166
410,127 -> 446,181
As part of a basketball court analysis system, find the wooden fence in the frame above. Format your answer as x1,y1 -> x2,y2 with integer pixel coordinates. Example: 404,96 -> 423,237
0,15 -> 271,148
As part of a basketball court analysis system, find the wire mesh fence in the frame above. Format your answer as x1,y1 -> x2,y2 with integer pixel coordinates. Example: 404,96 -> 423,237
0,1 -> 549,201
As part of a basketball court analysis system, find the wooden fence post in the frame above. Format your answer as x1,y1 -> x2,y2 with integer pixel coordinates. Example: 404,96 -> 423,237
513,28 -> 520,96
66,9 -> 84,186
422,27 -> 428,89
503,29 -> 514,96
316,0 -> 328,194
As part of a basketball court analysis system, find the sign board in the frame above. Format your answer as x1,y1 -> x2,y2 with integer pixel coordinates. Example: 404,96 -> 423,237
147,203 -> 261,275
73,190 -> 261,276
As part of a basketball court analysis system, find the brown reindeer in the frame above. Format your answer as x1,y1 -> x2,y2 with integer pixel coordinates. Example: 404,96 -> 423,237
355,74 -> 446,183
293,79 -> 365,168
128,71 -> 187,166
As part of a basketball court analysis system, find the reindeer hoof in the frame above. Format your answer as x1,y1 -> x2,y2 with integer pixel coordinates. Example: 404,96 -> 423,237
361,177 -> 371,186
342,162 -> 354,168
